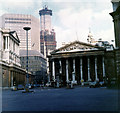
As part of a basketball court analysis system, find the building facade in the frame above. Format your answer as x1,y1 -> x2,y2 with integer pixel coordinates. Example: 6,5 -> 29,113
0,14 -> 40,51
110,0 -> 120,84
20,50 -> 47,84
0,28 -> 30,88
48,41 -> 116,87
39,6 -> 56,57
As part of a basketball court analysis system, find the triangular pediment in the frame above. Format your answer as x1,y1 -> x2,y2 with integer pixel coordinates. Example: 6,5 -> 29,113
12,31 -> 20,42
51,40 -> 104,54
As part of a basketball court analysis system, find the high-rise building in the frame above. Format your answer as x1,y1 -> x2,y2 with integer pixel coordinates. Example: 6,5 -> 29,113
20,50 -> 47,79
39,6 -> 52,32
0,14 -> 40,51
39,6 -> 56,57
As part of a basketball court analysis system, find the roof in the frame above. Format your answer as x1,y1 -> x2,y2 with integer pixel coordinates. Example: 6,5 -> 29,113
19,50 -> 45,58
50,40 -> 105,55
10,31 -> 20,43
0,28 -> 20,44
39,6 -> 52,16
110,4 -> 120,16
111,0 -> 120,2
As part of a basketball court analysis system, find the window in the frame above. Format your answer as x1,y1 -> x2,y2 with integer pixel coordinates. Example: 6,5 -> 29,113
3,36 -> 6,50
3,36 -> 9,50
13,41 -> 15,52
7,37 -> 8,49
5,21 -> 31,24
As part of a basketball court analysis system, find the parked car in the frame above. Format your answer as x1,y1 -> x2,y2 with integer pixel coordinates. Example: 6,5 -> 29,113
34,84 -> 40,87
46,83 -> 51,87
89,81 -> 100,88
36,84 -> 40,87
99,81 -> 106,87
28,84 -> 32,89
17,84 -> 24,90
84,82 -> 89,86
31,84 -> 34,88
34,84 -> 37,87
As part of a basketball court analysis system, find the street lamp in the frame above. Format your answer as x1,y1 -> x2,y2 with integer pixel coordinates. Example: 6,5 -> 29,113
23,27 -> 31,92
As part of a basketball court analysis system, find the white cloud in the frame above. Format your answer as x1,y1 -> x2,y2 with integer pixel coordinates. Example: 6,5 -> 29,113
91,9 -> 112,28
0,9 -> 8,16
50,0 -> 110,3
53,4 -> 114,48
94,28 -> 114,42
0,0 -> 114,48
0,0 -> 35,9
54,26 -> 77,48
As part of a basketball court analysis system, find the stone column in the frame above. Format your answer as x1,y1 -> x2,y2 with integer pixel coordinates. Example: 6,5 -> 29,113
56,60 -> 62,88
80,58 -> 84,85
52,60 -> 55,82
47,61 -> 51,83
13,71 -> 16,86
95,57 -> 99,81
80,58 -> 83,80
9,70 -> 11,87
102,56 -> 105,78
72,59 -> 76,84
87,57 -> 91,81
59,60 -> 62,74
66,59 -> 69,83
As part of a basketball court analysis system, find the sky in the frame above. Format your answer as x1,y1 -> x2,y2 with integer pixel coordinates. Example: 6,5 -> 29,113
0,0 -> 115,48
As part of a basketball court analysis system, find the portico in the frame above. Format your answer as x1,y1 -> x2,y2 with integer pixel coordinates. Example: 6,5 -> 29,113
48,41 -> 106,86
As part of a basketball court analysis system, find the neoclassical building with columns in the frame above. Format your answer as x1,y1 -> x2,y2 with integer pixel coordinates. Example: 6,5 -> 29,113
0,28 -> 33,88
47,41 -> 112,86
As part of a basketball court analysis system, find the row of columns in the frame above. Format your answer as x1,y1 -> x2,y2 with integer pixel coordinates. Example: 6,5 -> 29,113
52,56 -> 105,84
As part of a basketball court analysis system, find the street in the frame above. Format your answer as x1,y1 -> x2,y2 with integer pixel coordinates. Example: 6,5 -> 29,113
2,86 -> 119,112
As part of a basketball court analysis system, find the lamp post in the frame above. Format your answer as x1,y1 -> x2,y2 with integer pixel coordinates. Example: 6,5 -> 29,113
23,27 -> 31,92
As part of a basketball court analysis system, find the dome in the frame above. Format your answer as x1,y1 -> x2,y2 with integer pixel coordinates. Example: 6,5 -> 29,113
88,32 -> 93,38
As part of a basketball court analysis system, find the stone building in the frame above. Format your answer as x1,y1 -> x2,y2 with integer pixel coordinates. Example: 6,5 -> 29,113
0,28 -> 33,88
48,41 -> 116,87
110,0 -> 120,84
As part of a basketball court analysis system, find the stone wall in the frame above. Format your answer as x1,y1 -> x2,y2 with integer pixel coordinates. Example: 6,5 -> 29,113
105,51 -> 116,80
115,49 -> 120,84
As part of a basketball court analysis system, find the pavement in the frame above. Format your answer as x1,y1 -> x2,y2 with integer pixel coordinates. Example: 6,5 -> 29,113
1,86 -> 120,112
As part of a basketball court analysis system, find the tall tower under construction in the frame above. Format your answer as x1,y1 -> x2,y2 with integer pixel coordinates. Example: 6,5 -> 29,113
39,6 -> 56,57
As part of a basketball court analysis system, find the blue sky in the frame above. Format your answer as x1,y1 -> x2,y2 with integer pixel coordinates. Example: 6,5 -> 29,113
0,0 -> 115,48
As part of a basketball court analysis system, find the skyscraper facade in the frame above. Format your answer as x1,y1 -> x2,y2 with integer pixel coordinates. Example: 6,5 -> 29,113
0,14 -> 40,51
39,6 -> 56,57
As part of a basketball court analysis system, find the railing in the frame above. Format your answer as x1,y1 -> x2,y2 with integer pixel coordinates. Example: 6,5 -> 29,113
1,50 -> 21,66
2,50 -> 9,61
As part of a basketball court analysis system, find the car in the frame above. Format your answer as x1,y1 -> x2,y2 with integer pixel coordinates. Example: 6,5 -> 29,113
84,82 -> 89,86
17,84 -> 24,90
34,84 -> 40,87
36,84 -> 40,87
89,81 -> 100,88
34,84 -> 37,87
46,83 -> 51,87
99,81 -> 106,87
31,84 -> 34,88
28,84 -> 32,89
11,86 -> 17,91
